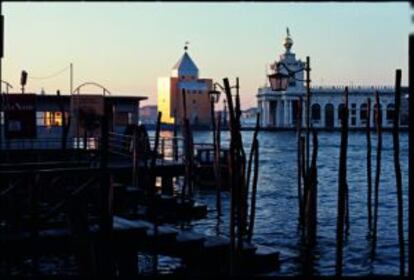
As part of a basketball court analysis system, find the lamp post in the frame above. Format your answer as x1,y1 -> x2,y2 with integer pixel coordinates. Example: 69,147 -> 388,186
209,79 -> 239,129
268,56 -> 311,171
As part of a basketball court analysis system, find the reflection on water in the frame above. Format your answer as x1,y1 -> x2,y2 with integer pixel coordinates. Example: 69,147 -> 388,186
150,129 -> 409,276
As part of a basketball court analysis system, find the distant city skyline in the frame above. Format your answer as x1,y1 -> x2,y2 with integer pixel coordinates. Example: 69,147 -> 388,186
1,2 -> 411,109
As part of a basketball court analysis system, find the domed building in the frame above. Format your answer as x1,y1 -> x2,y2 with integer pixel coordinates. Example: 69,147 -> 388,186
257,29 -> 408,129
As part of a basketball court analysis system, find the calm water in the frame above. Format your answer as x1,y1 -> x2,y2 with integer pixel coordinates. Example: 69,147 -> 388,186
154,130 -> 409,276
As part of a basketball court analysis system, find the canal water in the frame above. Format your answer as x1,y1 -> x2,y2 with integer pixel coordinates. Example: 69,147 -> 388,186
156,130 -> 409,276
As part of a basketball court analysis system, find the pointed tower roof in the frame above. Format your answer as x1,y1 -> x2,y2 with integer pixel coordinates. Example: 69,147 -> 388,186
171,44 -> 199,78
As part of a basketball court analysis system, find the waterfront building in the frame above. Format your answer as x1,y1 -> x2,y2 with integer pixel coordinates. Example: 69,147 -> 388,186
241,107 -> 259,127
0,92 -> 147,149
157,45 -> 213,127
257,30 -> 409,129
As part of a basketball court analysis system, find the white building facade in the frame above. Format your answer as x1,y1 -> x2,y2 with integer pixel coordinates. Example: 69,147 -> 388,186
257,30 -> 408,129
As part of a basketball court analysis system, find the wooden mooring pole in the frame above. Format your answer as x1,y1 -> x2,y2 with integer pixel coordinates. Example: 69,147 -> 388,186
296,97 -> 304,229
408,33 -> 414,280
392,69 -> 405,276
246,113 -> 260,218
336,86 -> 349,277
300,136 -> 306,237
215,112 -> 222,216
305,129 -> 318,247
372,91 -> 382,259
223,78 -> 237,276
366,97 -> 372,237
150,111 -> 162,274
247,137 -> 259,243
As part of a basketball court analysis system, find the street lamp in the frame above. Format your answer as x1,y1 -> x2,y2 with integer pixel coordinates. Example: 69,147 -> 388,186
268,56 -> 312,172
20,70 -> 28,94
267,61 -> 307,91
210,80 -> 239,128
208,85 -> 221,104
268,72 -> 290,92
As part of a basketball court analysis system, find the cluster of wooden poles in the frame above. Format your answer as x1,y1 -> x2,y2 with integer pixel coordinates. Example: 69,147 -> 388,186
221,78 -> 261,275
195,77 -> 260,276
335,69 -> 405,276
293,69 -> 405,276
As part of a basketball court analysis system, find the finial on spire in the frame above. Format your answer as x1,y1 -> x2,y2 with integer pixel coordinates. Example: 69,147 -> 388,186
184,41 -> 190,52
283,27 -> 293,53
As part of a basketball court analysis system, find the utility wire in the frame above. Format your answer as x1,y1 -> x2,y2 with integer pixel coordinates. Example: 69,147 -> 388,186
28,65 -> 70,80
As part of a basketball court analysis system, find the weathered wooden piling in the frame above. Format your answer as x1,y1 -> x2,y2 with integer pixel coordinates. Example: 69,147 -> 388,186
300,136 -> 306,236
305,129 -> 318,247
149,111 -> 162,275
247,137 -> 259,243
336,86 -> 349,277
409,33 -> 414,279
223,78 -> 237,275
173,110 -> 178,162
372,91 -> 382,258
56,90 -> 70,151
366,97 -> 372,237
223,77 -> 250,275
181,89 -> 195,201
214,112 -> 222,216
246,113 -> 260,219
97,114 -> 115,278
210,96 -> 219,215
392,69 -> 405,276
296,97 -> 303,228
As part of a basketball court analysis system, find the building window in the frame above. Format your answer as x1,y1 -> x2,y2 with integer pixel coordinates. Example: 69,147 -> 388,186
311,104 -> 321,121
193,100 -> 196,105
36,112 -> 45,126
386,104 -> 394,121
360,103 -> 368,120
36,111 -> 63,126
351,103 -> 356,113
351,117 -> 356,126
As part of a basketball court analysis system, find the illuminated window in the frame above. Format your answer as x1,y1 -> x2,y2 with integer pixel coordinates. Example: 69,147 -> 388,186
37,111 -> 67,126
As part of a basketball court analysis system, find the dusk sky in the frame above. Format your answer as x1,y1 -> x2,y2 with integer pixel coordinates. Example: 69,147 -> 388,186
1,2 -> 411,109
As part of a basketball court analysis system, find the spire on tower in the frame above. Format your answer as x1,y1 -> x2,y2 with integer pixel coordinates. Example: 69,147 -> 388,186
184,41 -> 190,52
